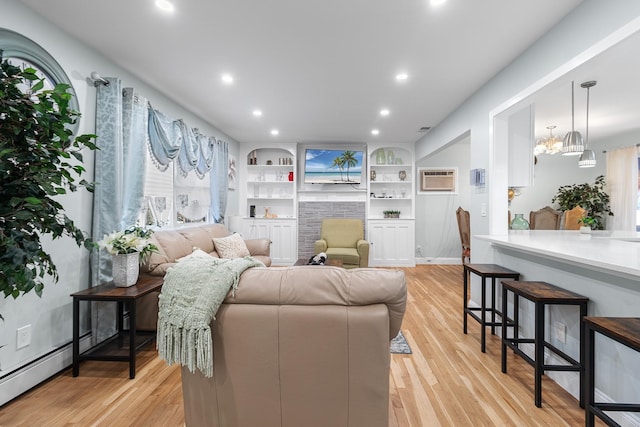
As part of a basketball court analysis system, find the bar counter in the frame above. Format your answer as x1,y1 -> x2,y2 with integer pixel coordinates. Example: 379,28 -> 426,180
477,230 -> 640,281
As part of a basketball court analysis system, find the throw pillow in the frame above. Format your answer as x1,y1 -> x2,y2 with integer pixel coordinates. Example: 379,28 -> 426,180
176,248 -> 211,263
212,233 -> 250,259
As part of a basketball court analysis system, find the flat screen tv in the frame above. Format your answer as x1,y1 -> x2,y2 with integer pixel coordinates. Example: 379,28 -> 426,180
304,149 -> 364,184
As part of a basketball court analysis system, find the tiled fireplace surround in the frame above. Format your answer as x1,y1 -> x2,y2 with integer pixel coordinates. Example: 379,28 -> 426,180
297,201 -> 366,260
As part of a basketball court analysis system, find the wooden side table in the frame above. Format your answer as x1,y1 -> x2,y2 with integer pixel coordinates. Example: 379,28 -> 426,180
71,274 -> 163,379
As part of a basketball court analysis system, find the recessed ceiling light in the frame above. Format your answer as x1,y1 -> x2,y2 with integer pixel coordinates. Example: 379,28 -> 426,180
252,110 -> 262,117
380,109 -> 390,117
430,0 -> 447,6
221,74 -> 234,84
371,129 -> 380,136
155,0 -> 174,13
395,73 -> 408,82
270,129 -> 279,136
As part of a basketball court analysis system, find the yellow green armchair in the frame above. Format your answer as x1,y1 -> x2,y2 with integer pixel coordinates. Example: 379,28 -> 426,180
313,218 -> 369,268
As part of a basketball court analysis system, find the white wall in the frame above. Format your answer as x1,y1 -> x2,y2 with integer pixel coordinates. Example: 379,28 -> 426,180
0,0 -> 239,404
415,136 -> 470,261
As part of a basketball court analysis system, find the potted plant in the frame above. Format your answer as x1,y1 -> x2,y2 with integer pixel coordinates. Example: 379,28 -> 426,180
98,226 -> 158,287
0,52 -> 97,301
578,216 -> 598,234
551,175 -> 613,230
383,210 -> 401,219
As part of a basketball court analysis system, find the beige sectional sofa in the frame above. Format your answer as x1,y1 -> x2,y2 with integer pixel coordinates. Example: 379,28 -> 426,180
136,223 -> 271,330
180,266 -> 407,427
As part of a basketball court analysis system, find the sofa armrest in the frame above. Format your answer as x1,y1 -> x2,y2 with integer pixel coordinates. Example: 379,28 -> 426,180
245,238 -> 270,257
356,240 -> 370,267
313,239 -> 328,254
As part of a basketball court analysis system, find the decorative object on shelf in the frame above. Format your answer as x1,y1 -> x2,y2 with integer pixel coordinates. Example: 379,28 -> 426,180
534,125 -> 563,155
266,160 -> 273,165
395,158 -> 403,165
376,148 -> 386,165
248,150 -> 258,165
370,170 -> 376,181
383,210 -> 401,219
288,171 -> 294,182
386,150 -> 395,165
510,213 -> 530,230
98,226 -> 158,287
263,207 -> 278,218
551,175 -> 612,230
228,155 -> 237,189
578,81 -> 597,168
562,81 -> 585,156
249,205 -> 256,218
399,170 -> 407,181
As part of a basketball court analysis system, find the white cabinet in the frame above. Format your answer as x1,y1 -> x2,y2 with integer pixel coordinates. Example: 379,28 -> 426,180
368,220 -> 415,267
507,104 -> 535,188
238,145 -> 298,265
240,146 -> 297,220
366,145 -> 415,267
241,218 -> 297,266
368,146 -> 414,220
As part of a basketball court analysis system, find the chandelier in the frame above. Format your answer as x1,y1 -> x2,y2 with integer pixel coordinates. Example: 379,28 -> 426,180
534,125 -> 563,155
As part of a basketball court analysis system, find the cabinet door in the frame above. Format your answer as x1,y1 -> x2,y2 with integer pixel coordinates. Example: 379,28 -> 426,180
269,221 -> 297,265
368,220 -> 415,267
507,104 -> 534,188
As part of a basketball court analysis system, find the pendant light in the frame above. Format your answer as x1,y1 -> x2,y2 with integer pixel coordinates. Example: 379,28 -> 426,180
562,81 -> 585,156
534,125 -> 563,155
578,81 -> 597,168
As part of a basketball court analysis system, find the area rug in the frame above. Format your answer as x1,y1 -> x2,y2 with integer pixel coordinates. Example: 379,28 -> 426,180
390,330 -> 412,354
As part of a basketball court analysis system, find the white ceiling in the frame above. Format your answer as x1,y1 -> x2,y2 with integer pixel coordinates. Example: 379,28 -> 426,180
20,0 -> 584,146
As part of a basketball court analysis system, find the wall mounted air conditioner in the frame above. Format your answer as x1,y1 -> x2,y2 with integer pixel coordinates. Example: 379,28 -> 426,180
418,168 -> 457,193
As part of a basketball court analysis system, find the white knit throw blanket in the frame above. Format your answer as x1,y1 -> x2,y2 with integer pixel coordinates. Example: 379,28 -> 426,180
156,255 -> 264,377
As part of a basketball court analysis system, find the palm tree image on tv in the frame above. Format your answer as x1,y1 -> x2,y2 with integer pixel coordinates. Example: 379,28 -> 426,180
332,151 -> 358,182
304,149 -> 363,184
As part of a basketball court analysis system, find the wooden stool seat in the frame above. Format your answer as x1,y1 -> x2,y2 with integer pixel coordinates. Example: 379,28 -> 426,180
463,264 -> 520,353
585,317 -> 640,426
501,280 -> 588,408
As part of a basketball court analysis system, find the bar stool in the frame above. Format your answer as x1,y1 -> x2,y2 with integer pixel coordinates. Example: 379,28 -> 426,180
501,280 -> 588,408
584,317 -> 640,427
463,264 -> 520,353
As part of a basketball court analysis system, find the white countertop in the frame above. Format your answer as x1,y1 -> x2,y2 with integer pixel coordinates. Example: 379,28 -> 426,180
477,230 -> 640,280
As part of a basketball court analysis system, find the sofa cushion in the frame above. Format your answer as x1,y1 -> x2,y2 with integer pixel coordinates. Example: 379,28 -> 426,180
176,248 -> 212,262
213,233 -> 250,258
178,226 -> 217,253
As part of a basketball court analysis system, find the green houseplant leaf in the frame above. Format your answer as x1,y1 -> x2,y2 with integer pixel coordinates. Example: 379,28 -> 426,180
0,51 -> 98,299
551,175 -> 614,230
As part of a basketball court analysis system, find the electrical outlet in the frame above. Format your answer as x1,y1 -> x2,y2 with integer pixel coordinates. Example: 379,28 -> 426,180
416,245 -> 421,251
17,324 -> 31,349
480,203 -> 487,217
554,322 -> 566,344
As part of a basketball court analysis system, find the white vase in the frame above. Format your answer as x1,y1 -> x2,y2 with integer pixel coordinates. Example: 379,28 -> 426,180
112,253 -> 140,287
579,226 -> 592,234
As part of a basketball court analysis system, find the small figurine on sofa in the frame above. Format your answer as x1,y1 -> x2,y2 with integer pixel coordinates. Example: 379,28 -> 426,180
307,252 -> 327,265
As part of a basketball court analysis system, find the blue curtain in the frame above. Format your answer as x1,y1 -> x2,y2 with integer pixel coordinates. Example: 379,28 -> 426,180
91,81 -> 148,341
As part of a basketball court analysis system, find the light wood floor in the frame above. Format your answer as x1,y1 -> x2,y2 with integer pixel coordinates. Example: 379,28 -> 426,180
0,265 -> 598,426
